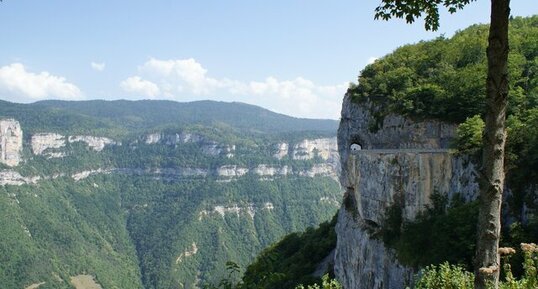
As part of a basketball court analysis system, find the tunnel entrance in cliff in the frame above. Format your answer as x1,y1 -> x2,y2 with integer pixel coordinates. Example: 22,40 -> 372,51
350,135 -> 364,151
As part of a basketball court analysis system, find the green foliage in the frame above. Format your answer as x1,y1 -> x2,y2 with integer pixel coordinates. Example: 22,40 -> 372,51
124,176 -> 340,288
381,200 -> 403,247
381,194 -> 479,269
412,262 -> 474,289
454,115 -> 484,154
374,0 -> 476,31
295,274 -> 341,289
500,247 -> 538,289
205,217 -> 338,289
0,178 -> 143,289
32,99 -> 338,136
0,166 -> 340,289
506,108 -> 538,199
204,269 -> 342,289
351,16 -> 537,124
241,215 -> 338,289
412,245 -> 538,289
0,100 -> 342,288
203,262 -> 244,289
0,99 -> 337,140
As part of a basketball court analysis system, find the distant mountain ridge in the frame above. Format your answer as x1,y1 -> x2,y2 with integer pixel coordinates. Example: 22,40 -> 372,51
0,99 -> 337,136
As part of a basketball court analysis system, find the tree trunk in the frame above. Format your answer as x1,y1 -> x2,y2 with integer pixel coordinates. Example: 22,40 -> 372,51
474,0 -> 510,288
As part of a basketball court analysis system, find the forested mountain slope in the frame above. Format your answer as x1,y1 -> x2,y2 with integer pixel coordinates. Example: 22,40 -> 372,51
0,99 -> 337,138
0,100 -> 342,289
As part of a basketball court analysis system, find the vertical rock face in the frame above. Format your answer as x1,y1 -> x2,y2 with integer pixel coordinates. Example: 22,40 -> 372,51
334,93 -> 479,289
144,133 -> 162,144
293,138 -> 338,161
335,208 -> 413,289
273,142 -> 289,159
337,95 -> 456,188
144,132 -> 205,145
0,119 -> 23,167
31,133 -> 66,158
68,136 -> 116,151
216,165 -> 249,177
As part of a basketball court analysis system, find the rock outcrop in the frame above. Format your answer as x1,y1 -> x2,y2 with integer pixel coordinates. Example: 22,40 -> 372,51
198,202 -> 273,220
31,133 -> 116,157
144,133 -> 162,144
144,132 -> 204,145
71,168 -> 113,181
1,162 -> 340,187
216,165 -> 249,177
338,99 -> 455,188
68,136 -> 116,151
273,142 -> 289,159
0,119 -> 23,167
143,132 -> 237,157
202,143 -> 235,158
0,170 -> 40,186
293,138 -> 338,161
253,164 -> 291,177
334,93 -> 479,289
1,124 -> 341,186
175,242 -> 199,264
31,133 -> 66,158
216,164 -> 338,181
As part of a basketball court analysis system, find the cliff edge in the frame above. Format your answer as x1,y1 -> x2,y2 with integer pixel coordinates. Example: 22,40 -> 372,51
0,119 -> 23,167
334,93 -> 480,289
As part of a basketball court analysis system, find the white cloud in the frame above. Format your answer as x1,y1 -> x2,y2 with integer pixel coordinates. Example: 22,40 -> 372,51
367,57 -> 379,64
139,58 -> 228,95
243,77 -> 346,119
91,62 -> 106,71
0,63 -> 82,102
120,76 -> 160,98
122,58 -> 347,119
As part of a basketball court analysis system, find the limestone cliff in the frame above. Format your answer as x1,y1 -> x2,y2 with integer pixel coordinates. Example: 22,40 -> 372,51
0,119 -> 340,186
2,163 -> 339,186
144,132 -> 204,145
334,93 -> 479,289
273,142 -> 289,159
32,134 -> 118,157
31,133 -> 66,158
0,119 -> 23,167
68,135 -> 116,151
293,138 -> 338,161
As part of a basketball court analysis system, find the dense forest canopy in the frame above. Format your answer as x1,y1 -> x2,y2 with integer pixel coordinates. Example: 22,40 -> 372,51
351,16 -> 537,124
0,100 -> 337,138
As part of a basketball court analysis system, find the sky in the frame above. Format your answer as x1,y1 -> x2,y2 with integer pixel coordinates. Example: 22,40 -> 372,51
0,1 -> 536,120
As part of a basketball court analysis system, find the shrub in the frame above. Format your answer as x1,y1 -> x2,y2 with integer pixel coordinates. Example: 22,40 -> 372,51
295,275 -> 341,289
412,243 -> 538,289
454,114 -> 484,154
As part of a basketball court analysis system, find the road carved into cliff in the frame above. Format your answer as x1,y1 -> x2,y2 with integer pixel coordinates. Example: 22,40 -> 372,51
352,149 -> 451,154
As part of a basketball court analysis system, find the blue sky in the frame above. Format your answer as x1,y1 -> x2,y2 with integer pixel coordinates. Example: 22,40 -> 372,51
0,1 -> 536,119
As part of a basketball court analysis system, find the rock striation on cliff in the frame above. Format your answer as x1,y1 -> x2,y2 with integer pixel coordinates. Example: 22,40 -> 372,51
334,93 -> 479,289
31,133 -> 66,158
0,119 -> 341,186
293,138 -> 338,160
0,119 -> 23,167
68,136 -> 116,151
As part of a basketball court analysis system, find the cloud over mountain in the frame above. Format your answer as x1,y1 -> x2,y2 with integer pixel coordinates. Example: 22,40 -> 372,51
0,63 -> 82,102
121,58 -> 346,119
